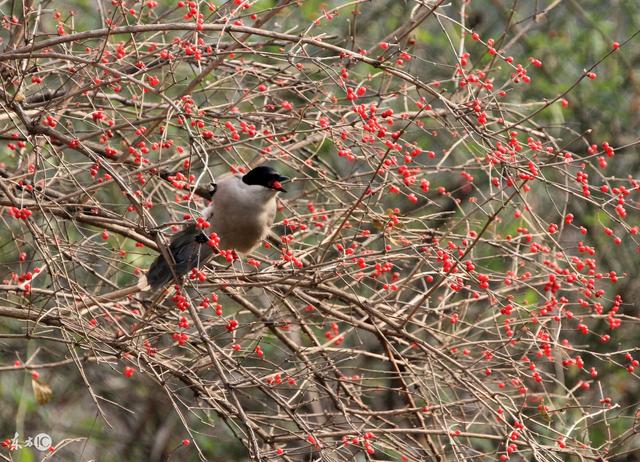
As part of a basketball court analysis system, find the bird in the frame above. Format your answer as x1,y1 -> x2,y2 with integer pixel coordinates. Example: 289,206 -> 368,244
145,165 -> 289,290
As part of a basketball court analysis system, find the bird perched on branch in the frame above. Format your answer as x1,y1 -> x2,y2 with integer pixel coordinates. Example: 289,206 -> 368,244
145,166 -> 289,290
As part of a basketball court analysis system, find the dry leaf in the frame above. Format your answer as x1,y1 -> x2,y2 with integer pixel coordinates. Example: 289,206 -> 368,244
32,378 -> 53,405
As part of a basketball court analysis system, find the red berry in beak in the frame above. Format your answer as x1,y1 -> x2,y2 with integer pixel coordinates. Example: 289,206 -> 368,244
271,180 -> 285,192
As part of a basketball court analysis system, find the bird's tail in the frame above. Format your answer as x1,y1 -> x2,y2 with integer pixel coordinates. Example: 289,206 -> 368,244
146,253 -> 175,291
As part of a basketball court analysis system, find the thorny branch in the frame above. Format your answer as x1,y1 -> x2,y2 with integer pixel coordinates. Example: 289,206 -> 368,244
1,0 -> 639,461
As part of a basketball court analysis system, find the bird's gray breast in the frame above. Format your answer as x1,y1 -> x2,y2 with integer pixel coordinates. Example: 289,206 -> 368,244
210,180 -> 276,254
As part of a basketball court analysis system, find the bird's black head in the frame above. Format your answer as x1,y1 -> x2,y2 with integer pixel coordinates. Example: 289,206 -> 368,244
242,166 -> 289,192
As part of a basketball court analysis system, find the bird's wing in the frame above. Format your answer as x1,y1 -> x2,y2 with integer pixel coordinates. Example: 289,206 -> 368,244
146,224 -> 215,290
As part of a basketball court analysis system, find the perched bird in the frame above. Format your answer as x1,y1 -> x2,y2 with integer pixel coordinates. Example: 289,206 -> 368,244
146,166 -> 288,290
